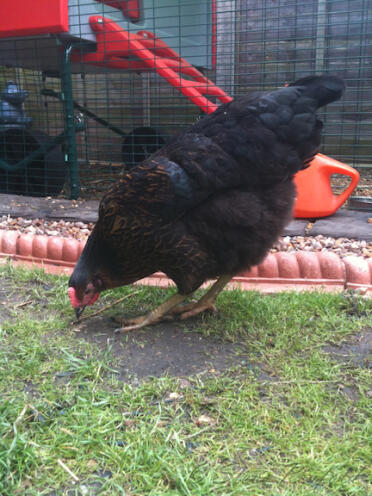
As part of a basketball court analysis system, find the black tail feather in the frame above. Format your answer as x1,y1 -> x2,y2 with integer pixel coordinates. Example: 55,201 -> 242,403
289,75 -> 345,108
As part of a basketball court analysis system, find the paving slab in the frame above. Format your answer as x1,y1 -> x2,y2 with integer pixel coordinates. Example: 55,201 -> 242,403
283,219 -> 309,236
0,194 -> 99,223
309,210 -> 372,241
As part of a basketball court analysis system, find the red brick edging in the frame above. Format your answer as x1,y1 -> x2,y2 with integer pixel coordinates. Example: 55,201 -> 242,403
0,230 -> 371,294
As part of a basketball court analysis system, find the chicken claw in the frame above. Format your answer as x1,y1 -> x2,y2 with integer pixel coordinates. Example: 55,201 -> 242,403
176,274 -> 231,320
114,292 -> 188,333
113,315 -> 147,333
178,302 -> 218,320
114,274 -> 231,332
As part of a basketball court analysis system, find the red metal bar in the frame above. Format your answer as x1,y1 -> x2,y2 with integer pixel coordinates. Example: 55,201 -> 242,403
95,1 -> 140,21
71,16 -> 232,113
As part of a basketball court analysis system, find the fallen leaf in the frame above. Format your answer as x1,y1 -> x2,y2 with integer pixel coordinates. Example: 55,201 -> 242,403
200,396 -> 217,406
156,420 -> 168,428
168,392 -> 182,401
195,414 -> 216,426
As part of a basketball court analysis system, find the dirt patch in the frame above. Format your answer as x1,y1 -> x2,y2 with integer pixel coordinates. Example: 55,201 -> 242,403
0,280 -> 13,321
74,315 -> 246,380
323,328 -> 372,369
0,278 -> 31,321
323,330 -> 372,402
0,276 -> 52,322
68,314 -> 372,381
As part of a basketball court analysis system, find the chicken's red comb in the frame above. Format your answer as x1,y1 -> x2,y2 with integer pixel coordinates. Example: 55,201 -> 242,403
67,287 -> 80,308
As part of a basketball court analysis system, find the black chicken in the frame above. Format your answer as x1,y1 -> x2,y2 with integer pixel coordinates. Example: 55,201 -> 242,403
68,75 -> 345,331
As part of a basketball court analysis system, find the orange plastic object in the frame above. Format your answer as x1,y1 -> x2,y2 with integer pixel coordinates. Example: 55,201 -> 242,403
293,153 -> 359,218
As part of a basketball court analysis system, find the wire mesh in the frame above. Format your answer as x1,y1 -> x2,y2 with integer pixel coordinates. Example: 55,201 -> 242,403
0,0 -> 370,201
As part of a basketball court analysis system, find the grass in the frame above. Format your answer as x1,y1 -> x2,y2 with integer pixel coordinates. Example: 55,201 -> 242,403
0,262 -> 371,495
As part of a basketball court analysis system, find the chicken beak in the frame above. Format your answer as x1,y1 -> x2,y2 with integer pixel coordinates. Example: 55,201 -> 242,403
75,306 -> 86,320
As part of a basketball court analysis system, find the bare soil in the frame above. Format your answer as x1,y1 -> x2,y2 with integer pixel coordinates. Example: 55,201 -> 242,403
74,315 -> 247,380
323,329 -> 372,369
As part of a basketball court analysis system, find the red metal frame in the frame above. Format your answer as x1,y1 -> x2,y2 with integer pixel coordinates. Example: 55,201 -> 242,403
95,1 -> 140,22
71,16 -> 231,113
0,0 -> 69,39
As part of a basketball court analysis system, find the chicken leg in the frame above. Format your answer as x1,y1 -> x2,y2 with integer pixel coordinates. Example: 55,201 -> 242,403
114,291 -> 189,333
172,274 -> 232,320
114,274 -> 231,333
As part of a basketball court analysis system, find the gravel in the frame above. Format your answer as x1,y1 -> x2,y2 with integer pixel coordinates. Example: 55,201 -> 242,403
0,216 -> 94,242
272,235 -> 371,260
0,215 -> 371,259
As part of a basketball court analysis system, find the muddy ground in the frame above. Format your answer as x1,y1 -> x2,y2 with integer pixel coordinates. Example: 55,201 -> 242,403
74,315 -> 248,381
73,315 -> 372,382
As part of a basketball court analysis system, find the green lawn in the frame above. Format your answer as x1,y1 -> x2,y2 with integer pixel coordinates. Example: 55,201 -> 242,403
0,263 -> 371,495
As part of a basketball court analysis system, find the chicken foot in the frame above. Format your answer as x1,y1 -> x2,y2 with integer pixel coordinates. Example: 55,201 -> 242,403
114,274 -> 231,333
164,274 -> 232,318
173,274 -> 232,320
114,292 -> 189,333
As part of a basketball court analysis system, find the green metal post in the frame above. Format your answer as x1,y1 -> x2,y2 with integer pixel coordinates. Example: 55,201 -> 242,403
61,44 -> 80,199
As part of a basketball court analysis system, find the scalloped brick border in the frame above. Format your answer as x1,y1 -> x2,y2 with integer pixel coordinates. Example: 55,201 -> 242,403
0,230 -> 371,294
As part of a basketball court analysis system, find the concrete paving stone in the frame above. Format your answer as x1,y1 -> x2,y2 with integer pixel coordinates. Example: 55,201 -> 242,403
283,219 -> 309,236
0,194 -> 99,223
309,210 -> 372,241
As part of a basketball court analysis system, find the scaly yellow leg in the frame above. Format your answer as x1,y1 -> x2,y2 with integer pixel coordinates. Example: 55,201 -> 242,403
114,291 -> 189,333
177,274 -> 232,320
114,274 -> 232,333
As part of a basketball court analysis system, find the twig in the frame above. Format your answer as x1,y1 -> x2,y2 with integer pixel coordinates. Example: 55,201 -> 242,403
14,300 -> 32,309
260,379 -> 341,385
57,458 -> 79,483
73,290 -> 140,324
2,403 -> 41,439
13,403 -> 29,426
88,178 -> 112,185
183,425 -> 214,440
2,403 -> 29,438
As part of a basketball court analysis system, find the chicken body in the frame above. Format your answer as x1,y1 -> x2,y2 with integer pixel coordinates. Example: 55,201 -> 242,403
68,75 -> 345,329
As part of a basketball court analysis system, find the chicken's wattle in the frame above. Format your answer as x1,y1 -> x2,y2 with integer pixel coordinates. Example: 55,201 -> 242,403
67,287 -> 99,307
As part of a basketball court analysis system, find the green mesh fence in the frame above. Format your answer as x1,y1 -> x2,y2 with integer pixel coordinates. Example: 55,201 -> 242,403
0,0 -> 370,202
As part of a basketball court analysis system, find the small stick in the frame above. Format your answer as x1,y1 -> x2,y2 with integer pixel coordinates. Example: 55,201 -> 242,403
183,425 -> 214,440
2,403 -> 38,439
13,403 -> 29,427
57,458 -> 79,483
260,379 -> 341,385
14,300 -> 32,309
73,290 -> 140,324
2,403 -> 29,438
